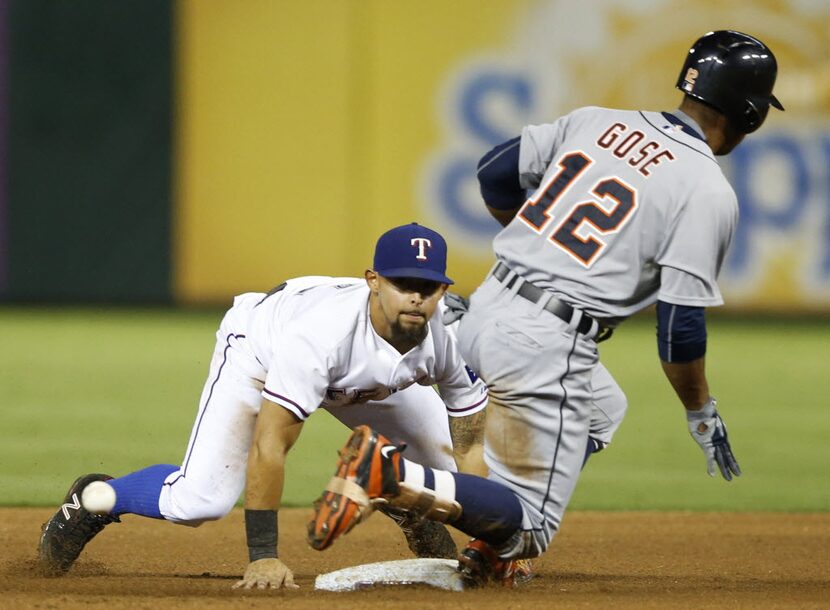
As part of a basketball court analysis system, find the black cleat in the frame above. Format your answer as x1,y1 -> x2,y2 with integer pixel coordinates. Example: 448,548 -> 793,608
38,473 -> 120,575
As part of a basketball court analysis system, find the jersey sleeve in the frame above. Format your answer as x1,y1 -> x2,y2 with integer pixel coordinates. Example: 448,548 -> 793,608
518,115 -> 570,191
656,184 -> 738,307
433,325 -> 488,418
261,329 -> 331,421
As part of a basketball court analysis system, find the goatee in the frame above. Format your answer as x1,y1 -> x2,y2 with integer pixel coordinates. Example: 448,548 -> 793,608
390,319 -> 428,348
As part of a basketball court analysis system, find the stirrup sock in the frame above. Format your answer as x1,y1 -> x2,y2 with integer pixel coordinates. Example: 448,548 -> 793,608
109,464 -> 179,518
390,460 -> 462,522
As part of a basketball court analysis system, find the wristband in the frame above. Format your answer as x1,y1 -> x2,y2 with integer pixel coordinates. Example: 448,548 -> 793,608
245,509 -> 278,562
686,397 -> 717,422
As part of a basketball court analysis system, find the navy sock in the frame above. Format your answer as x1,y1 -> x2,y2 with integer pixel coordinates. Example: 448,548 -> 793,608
450,473 -> 523,546
109,464 -> 179,518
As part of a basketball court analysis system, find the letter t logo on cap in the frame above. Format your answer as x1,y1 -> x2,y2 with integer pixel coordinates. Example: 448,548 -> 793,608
410,237 -> 432,261
372,223 -> 453,284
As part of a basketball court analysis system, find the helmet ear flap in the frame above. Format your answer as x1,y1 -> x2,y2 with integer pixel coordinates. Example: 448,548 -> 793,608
739,99 -> 767,134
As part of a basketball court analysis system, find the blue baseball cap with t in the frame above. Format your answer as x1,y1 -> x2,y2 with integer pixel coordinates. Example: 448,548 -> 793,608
373,223 -> 454,285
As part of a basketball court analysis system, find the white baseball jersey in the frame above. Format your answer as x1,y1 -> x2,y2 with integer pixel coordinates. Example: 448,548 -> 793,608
157,277 -> 486,525
246,276 -> 488,421
494,106 -> 738,323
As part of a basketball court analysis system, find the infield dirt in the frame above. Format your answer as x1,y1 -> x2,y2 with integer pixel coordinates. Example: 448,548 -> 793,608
1,508 -> 827,609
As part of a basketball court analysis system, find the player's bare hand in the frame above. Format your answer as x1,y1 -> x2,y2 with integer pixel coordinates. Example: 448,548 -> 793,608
232,558 -> 299,590
686,398 -> 741,481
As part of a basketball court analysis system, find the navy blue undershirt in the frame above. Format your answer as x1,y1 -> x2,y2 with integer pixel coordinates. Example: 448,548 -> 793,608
476,136 -> 523,210
656,301 -> 707,362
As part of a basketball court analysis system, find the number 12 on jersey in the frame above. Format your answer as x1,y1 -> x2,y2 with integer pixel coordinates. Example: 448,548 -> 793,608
518,151 -> 638,267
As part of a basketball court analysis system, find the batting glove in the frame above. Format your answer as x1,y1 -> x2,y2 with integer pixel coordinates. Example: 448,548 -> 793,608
686,398 -> 742,481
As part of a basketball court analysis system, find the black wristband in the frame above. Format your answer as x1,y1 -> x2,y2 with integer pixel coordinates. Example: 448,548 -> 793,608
245,509 -> 278,562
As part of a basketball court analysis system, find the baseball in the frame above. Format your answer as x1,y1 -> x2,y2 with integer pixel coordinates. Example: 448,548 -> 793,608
81,481 -> 117,514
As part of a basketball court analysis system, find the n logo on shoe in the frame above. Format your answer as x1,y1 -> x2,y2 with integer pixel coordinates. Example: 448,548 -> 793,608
61,493 -> 81,520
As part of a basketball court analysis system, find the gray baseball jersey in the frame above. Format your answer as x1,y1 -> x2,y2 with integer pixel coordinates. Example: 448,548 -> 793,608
493,106 -> 738,324
456,106 -> 736,558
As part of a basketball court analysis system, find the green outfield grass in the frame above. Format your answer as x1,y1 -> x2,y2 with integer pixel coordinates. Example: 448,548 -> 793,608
1,307 -> 828,511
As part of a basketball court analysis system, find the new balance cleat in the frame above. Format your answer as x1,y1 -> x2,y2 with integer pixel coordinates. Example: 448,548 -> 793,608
38,473 -> 120,575
307,425 -> 403,551
457,539 -> 536,588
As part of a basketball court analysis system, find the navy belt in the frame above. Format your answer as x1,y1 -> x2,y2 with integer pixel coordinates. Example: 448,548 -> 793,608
492,262 -> 612,341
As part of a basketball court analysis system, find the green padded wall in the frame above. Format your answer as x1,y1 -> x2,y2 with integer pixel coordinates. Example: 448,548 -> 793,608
7,0 -> 172,302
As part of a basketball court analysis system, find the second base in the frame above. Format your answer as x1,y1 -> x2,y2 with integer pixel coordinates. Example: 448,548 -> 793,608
314,558 -> 465,592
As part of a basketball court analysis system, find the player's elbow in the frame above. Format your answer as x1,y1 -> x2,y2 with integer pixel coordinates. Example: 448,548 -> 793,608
249,434 -> 290,468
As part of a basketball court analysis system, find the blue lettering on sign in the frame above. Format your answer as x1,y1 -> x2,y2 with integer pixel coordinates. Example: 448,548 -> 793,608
727,134 -> 811,274
460,72 -> 533,144
439,158 -> 500,234
435,70 -> 535,242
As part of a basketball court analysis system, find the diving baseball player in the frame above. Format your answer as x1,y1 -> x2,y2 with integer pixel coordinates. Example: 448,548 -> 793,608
38,223 -> 488,590
306,31 -> 783,586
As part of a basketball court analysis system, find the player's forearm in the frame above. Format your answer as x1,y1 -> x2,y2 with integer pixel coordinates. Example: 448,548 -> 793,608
243,445 -> 287,562
245,400 -> 304,510
449,410 -> 488,476
244,446 -> 287,510
660,357 -> 711,410
455,442 -> 487,476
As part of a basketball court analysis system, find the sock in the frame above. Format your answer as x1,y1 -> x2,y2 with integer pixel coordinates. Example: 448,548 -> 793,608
109,464 -> 179,518
400,458 -> 522,546
451,473 -> 523,545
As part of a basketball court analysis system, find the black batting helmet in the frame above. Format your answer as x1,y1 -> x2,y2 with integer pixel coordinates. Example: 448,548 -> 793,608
676,30 -> 784,133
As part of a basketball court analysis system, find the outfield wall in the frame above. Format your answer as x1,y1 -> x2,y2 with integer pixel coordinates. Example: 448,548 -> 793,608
4,0 -> 172,302
2,0 -> 829,312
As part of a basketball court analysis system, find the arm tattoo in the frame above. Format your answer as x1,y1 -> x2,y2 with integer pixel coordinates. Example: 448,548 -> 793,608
449,409 -> 487,455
